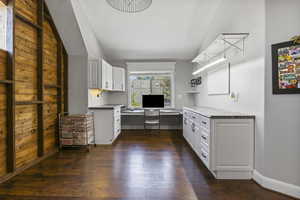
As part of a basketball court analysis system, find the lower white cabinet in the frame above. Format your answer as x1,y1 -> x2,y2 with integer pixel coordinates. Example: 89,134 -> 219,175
91,106 -> 121,144
183,107 -> 254,180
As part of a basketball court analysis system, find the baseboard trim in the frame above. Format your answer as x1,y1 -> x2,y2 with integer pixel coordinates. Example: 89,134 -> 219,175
0,149 -> 58,184
253,170 -> 300,199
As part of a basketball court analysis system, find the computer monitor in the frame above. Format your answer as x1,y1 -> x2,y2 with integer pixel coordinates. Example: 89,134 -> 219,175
142,95 -> 164,108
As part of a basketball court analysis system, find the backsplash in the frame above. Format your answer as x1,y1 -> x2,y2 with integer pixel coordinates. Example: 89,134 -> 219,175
88,89 -> 109,107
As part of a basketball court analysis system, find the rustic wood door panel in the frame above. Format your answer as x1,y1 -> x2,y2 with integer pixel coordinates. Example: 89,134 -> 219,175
15,105 -> 38,168
0,0 -> 68,182
43,19 -> 59,154
15,19 -> 38,102
0,85 -> 7,176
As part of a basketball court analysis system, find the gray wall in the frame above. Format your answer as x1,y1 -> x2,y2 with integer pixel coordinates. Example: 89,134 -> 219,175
105,61 -> 194,109
265,0 -> 300,186
47,0 -> 107,113
193,0 -> 266,173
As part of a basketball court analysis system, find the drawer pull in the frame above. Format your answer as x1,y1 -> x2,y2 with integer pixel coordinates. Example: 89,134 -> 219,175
201,153 -> 207,159
191,123 -> 195,129
201,135 -> 207,140
202,121 -> 207,125
192,116 -> 196,119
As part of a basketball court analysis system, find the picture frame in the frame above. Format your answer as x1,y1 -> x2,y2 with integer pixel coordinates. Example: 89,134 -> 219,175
272,41 -> 300,94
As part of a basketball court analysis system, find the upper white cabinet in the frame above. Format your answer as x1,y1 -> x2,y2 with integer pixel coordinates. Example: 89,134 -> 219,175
88,59 -> 114,90
112,67 -> 125,91
88,59 -> 101,89
102,59 -> 113,90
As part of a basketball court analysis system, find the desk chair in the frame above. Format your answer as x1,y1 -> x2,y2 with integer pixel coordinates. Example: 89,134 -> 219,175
144,109 -> 160,133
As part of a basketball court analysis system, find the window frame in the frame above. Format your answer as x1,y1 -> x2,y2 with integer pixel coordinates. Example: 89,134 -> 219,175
127,71 -> 175,109
0,4 -> 7,51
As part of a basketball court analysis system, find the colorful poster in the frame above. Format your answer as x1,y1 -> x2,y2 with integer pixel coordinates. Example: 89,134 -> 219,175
272,41 -> 300,94
277,45 -> 300,89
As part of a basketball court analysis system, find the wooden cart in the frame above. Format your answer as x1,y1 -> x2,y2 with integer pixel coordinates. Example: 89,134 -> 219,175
59,112 -> 96,152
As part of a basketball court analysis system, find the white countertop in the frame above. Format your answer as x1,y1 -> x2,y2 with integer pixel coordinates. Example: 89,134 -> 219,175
183,106 -> 255,118
89,104 -> 125,109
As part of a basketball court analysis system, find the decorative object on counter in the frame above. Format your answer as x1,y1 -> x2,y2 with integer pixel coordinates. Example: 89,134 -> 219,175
90,89 -> 104,97
272,40 -> 300,94
291,35 -> 300,44
190,77 -> 202,87
59,113 -> 96,152
106,0 -> 152,13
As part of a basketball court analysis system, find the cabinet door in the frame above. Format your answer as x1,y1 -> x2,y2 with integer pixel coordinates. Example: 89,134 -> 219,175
120,68 -> 125,91
88,60 -> 99,89
102,59 -> 113,90
112,67 -> 121,90
102,59 -> 108,89
106,63 -> 113,90
112,67 -> 126,91
183,115 -> 188,140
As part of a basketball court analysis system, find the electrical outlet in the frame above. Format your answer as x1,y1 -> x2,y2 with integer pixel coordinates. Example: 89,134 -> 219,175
229,92 -> 239,102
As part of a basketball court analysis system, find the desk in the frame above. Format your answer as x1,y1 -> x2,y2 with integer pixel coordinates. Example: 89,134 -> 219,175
121,109 -> 182,130
121,109 -> 182,116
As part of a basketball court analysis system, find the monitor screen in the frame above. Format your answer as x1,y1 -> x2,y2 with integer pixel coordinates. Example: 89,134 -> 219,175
142,95 -> 164,108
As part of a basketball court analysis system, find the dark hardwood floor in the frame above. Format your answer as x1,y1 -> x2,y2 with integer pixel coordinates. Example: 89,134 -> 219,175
0,130 -> 295,200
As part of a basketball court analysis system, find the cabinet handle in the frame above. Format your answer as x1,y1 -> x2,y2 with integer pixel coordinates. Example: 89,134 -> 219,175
191,123 -> 195,132
191,123 -> 195,128
201,135 -> 207,140
202,121 -> 207,125
192,116 -> 196,119
201,152 -> 207,159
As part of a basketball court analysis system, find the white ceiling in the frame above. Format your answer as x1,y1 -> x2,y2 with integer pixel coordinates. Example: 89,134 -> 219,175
79,0 -> 222,61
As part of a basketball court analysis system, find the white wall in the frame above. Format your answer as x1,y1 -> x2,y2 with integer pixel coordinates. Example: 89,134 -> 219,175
193,0 -> 266,173
71,0 -> 104,59
175,61 -> 194,109
265,0 -> 300,187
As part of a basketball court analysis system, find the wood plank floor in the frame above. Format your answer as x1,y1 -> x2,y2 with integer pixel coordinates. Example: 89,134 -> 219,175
0,130 -> 295,200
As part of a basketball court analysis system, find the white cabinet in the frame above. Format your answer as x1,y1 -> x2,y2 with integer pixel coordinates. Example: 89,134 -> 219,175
183,107 -> 254,180
91,106 -> 122,144
88,59 -> 113,90
102,59 -> 113,90
112,67 -> 125,91
88,59 -> 101,89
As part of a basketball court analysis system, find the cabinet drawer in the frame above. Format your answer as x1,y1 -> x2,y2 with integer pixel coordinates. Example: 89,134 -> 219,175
190,112 -> 201,123
200,148 -> 210,169
114,107 -> 121,116
200,128 -> 209,148
183,110 -> 191,119
200,116 -> 210,130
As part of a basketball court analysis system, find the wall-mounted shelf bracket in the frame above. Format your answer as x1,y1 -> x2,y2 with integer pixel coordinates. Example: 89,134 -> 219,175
192,33 -> 250,64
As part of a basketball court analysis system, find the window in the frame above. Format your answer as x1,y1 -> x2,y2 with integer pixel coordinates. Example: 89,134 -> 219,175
128,72 -> 174,108
0,4 -> 7,50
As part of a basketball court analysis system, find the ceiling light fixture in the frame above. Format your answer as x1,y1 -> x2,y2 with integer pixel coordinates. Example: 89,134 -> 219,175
106,0 -> 152,13
192,57 -> 227,76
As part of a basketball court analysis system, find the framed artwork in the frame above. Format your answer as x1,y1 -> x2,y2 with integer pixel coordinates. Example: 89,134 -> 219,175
272,41 -> 300,94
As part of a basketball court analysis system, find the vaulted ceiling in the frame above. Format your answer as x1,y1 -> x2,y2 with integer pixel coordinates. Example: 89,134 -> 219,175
78,0 -> 222,60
